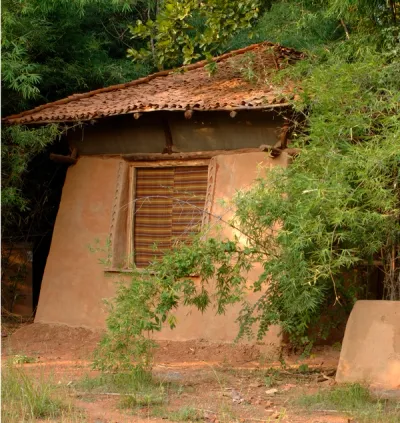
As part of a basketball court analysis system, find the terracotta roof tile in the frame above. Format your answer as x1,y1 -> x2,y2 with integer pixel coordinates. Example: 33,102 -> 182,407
4,42 -> 303,125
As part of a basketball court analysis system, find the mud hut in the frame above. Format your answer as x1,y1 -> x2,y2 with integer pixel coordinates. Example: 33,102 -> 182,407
4,42 -> 303,345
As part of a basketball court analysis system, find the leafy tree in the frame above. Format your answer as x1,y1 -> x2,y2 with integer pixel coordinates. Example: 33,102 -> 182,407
2,0 -> 153,115
1,125 -> 61,236
127,0 -> 263,68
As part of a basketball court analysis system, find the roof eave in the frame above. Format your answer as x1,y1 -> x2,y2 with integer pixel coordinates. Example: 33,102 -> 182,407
5,103 -> 293,125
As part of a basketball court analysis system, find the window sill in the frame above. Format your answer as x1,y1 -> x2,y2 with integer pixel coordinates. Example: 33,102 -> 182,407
104,268 -> 200,278
104,267 -> 150,274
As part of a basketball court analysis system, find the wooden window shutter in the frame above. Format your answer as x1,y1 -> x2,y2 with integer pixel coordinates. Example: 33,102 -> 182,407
134,168 -> 174,267
134,166 -> 208,267
172,166 -> 208,244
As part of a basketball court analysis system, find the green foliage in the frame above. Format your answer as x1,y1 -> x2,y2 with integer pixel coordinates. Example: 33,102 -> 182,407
127,0 -> 261,68
1,124 -> 61,234
92,274 -> 158,372
233,42 -> 400,341
163,406 -> 204,421
228,1 -> 342,51
1,0 -> 153,241
328,0 -> 398,26
1,0 -> 152,114
120,392 -> 166,408
1,361 -> 79,422
264,372 -> 278,387
93,235 -> 251,371
1,43 -> 41,101
297,364 -> 309,374
77,369 -> 157,394
298,383 -> 400,422
126,0 -> 400,64
76,370 -> 176,409
11,354 -> 37,365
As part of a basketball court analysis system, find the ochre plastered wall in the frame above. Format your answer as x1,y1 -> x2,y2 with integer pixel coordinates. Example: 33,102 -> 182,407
35,157 -> 119,328
36,152 -> 288,344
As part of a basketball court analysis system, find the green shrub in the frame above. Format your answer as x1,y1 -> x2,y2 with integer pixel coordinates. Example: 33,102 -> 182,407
1,361 -> 79,422
298,384 -> 400,423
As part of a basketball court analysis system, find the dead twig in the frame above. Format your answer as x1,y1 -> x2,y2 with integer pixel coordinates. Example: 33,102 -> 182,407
340,18 -> 350,40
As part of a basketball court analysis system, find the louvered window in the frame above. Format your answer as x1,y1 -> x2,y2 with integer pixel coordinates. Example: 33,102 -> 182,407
134,166 -> 208,267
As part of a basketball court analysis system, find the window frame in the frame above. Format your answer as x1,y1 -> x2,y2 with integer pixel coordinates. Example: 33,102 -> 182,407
106,159 -> 213,272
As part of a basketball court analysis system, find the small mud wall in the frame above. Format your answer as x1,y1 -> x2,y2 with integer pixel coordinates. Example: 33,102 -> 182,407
336,300 -> 400,389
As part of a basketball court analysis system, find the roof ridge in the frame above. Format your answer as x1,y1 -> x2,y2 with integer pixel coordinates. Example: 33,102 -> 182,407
4,42 -> 300,123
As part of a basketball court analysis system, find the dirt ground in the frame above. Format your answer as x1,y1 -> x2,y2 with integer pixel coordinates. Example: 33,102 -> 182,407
2,322 -> 350,423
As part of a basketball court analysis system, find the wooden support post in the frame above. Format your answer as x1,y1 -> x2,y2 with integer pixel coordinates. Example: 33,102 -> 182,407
161,120 -> 179,154
273,121 -> 290,150
259,144 -> 282,157
259,144 -> 300,158
184,110 -> 193,120
50,147 -> 78,164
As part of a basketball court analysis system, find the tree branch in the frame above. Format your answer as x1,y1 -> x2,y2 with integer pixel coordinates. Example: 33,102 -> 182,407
340,18 -> 350,40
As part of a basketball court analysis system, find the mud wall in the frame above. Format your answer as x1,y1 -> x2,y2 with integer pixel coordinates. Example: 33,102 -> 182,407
35,152 -> 289,344
34,157 -> 119,327
36,110 -> 289,344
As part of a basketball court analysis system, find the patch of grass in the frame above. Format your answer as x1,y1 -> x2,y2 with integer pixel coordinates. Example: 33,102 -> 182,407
170,406 -> 203,421
153,404 -> 238,423
264,375 -> 276,387
297,384 -> 400,423
267,408 -> 288,423
217,402 -> 238,423
149,405 -> 168,418
152,406 -> 203,422
264,368 -> 281,387
119,391 -> 165,408
11,354 -> 37,364
76,368 -> 179,410
77,368 -> 155,394
297,363 -> 310,374
1,361 -> 83,422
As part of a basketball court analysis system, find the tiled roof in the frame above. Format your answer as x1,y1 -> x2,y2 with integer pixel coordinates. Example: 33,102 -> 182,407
3,42 -> 303,125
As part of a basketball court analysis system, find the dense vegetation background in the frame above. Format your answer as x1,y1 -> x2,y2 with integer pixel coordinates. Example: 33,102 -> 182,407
2,1 -> 399,362
1,0 -> 153,240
